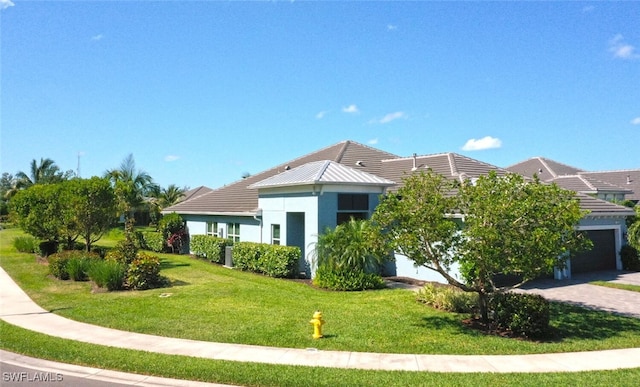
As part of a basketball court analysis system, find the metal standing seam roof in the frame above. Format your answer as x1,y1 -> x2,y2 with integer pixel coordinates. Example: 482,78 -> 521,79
248,160 -> 396,189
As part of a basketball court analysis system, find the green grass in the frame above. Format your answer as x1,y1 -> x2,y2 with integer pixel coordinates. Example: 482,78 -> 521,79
2,227 -> 640,357
2,321 -> 639,387
590,281 -> 640,293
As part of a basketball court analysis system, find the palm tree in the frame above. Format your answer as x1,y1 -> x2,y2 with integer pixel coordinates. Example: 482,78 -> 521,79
147,184 -> 186,225
104,154 -> 155,222
5,158 -> 71,199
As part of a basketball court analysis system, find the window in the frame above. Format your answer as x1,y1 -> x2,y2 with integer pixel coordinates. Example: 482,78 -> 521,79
337,194 -> 369,225
227,223 -> 240,242
338,194 -> 369,211
206,222 -> 218,237
270,224 -> 281,245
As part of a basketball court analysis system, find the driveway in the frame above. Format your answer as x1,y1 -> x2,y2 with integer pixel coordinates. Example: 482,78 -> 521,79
519,271 -> 640,318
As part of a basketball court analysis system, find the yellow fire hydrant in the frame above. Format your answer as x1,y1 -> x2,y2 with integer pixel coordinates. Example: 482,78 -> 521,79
309,311 -> 325,339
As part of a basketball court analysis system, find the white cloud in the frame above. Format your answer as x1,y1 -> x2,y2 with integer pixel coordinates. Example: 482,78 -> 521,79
315,110 -> 328,119
342,104 -> 359,114
164,155 -> 180,162
378,111 -> 407,124
368,138 -> 379,145
609,34 -> 638,60
387,24 -> 397,31
91,34 -> 104,41
461,136 -> 502,151
631,117 -> 640,125
1,0 -> 14,10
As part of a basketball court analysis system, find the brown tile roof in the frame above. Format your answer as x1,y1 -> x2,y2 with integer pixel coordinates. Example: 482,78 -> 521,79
163,141 -> 398,215
181,186 -> 213,202
506,157 -> 584,181
580,170 -> 640,203
550,175 -> 632,195
380,152 -> 509,190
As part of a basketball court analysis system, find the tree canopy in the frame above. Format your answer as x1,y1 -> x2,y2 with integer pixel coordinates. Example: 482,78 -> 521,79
372,170 -> 591,320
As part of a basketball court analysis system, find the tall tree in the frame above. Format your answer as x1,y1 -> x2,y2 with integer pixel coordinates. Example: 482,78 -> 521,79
66,177 -> 117,252
372,171 -> 591,321
10,184 -> 68,246
147,184 -> 186,225
104,154 -> 154,221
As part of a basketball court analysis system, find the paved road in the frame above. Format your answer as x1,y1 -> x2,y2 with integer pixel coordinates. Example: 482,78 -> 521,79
519,271 -> 640,318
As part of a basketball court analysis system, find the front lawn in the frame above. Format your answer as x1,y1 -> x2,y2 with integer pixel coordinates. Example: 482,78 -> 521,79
2,227 -> 640,355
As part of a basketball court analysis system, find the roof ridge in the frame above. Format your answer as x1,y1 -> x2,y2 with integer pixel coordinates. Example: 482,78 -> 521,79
314,160 -> 333,182
581,169 -> 640,174
536,157 -> 557,178
447,153 -> 458,176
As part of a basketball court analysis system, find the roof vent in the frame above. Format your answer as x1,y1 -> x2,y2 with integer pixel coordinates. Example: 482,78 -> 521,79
355,160 -> 365,167
627,175 -> 632,184
284,165 -> 290,170
411,153 -> 418,171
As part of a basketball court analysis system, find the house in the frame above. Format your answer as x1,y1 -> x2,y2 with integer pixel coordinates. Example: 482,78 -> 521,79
507,157 -> 640,205
163,141 -> 635,282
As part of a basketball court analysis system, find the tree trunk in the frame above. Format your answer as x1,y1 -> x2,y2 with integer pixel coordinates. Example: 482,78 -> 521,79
478,292 -> 490,322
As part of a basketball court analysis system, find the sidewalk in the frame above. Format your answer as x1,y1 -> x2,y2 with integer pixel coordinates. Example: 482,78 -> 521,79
1,267 -> 640,373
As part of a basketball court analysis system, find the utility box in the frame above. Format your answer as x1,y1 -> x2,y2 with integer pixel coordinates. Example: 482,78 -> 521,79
224,246 -> 233,268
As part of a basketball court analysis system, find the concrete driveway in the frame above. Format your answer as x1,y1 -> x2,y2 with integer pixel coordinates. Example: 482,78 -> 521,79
519,271 -> 640,318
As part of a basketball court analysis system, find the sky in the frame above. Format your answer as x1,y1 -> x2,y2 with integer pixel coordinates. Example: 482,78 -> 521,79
1,1 -> 639,190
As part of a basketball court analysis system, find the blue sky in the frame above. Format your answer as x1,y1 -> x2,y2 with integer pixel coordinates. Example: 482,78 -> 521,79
1,1 -> 638,190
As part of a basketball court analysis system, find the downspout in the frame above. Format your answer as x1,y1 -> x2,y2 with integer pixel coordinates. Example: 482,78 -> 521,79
254,209 -> 263,243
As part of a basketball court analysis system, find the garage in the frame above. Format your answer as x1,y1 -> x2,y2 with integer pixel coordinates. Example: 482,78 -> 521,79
571,229 -> 617,273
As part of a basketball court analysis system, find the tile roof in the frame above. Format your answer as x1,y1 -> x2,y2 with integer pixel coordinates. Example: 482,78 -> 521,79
163,140 -> 398,215
163,141 -> 635,218
506,157 -> 584,181
580,170 -> 640,203
181,186 -> 213,202
248,160 -> 395,189
380,152 -> 509,189
549,175 -> 632,195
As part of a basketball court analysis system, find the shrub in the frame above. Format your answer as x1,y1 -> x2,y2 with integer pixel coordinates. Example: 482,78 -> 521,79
38,240 -> 59,257
13,236 -> 38,253
48,251 -> 101,281
259,245 -> 300,278
158,213 -> 184,237
142,231 -> 165,253
620,245 -> 640,271
191,235 -> 228,263
416,283 -> 478,313
233,242 -> 266,273
126,252 -> 168,290
313,266 -> 385,291
232,242 -> 300,278
88,260 -> 126,291
491,292 -> 550,338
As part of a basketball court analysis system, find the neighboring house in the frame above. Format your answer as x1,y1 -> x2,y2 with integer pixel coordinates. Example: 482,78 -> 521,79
507,157 -> 640,205
163,141 -> 635,282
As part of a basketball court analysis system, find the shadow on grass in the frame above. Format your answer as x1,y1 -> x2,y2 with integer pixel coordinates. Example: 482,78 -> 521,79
547,302 -> 640,341
160,259 -> 191,270
415,302 -> 640,343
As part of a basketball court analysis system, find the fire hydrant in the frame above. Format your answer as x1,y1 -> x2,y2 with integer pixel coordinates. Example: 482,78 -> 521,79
309,311 -> 325,339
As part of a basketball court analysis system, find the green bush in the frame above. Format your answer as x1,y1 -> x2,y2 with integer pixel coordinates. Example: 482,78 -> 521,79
88,260 -> 126,291
491,292 -> 550,338
620,245 -> 640,271
313,266 -> 385,291
13,236 -> 38,253
259,245 -> 300,278
190,235 -> 228,263
233,242 -> 266,273
416,283 -> 478,313
126,252 -> 168,290
233,242 -> 300,278
142,231 -> 165,253
48,251 -> 101,281
159,213 -> 184,237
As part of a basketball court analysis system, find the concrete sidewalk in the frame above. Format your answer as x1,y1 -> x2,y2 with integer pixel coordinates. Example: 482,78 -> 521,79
1,267 -> 640,374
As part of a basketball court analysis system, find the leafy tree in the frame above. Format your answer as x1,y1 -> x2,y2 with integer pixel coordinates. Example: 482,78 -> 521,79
65,177 -> 117,252
9,184 -> 68,246
0,173 -> 14,216
627,206 -> 640,251
147,184 -> 186,224
372,171 -> 590,321
104,154 -> 155,222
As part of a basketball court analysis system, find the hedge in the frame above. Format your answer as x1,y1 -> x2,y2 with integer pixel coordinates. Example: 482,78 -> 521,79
190,235 -> 228,264
233,242 -> 300,278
